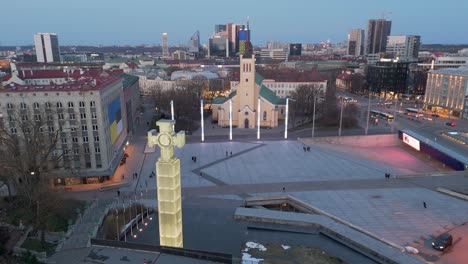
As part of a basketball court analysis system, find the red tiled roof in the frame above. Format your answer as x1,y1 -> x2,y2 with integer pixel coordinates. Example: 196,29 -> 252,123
0,76 -> 121,93
16,69 -> 102,79
125,62 -> 139,69
1,74 -> 11,82
337,72 -> 351,80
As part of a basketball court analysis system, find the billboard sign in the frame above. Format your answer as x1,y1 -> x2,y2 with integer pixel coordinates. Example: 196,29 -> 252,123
403,133 -> 420,151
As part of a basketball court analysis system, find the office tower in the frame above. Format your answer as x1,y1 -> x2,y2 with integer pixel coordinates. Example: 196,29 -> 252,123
34,33 -> 61,62
214,24 -> 226,34
162,33 -> 169,58
366,19 -> 392,55
386,35 -> 421,59
347,29 -> 365,56
239,17 -> 252,56
289,43 -> 302,56
209,34 -> 230,57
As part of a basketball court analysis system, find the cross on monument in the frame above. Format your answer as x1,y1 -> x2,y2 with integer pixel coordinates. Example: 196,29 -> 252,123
147,119 -> 185,248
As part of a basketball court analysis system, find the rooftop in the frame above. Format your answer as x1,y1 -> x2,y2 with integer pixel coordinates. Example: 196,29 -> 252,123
0,75 -> 121,93
429,66 -> 468,75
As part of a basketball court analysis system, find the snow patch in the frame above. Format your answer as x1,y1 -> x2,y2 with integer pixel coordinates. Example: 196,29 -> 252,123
245,241 -> 267,252
242,252 -> 264,263
281,245 -> 290,250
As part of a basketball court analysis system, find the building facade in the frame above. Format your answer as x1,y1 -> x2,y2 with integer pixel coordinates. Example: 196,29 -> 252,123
34,33 -> 61,63
0,74 -> 130,185
425,66 -> 468,119
386,35 -> 421,60
367,59 -> 410,97
162,33 -> 169,58
348,29 -> 365,56
366,19 -> 392,55
212,55 -> 286,128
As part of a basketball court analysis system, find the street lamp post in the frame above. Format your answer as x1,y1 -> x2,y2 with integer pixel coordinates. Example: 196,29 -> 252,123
257,98 -> 261,140
285,98 -> 295,139
285,98 -> 289,139
312,96 -> 316,138
200,99 -> 204,142
365,90 -> 371,135
170,100 -> 175,131
122,201 -> 126,242
339,100 -> 344,137
229,99 -> 232,141
140,190 -> 146,226
115,207 -> 119,241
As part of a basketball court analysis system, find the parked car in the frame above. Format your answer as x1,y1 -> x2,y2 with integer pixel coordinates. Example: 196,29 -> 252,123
432,233 -> 453,251
431,113 -> 440,117
446,122 -> 456,127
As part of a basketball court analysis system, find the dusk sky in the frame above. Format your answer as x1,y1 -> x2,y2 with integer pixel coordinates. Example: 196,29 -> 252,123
2,0 -> 468,46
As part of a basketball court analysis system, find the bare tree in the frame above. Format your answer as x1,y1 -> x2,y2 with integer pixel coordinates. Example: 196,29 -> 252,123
0,107 -> 64,244
290,84 -> 324,126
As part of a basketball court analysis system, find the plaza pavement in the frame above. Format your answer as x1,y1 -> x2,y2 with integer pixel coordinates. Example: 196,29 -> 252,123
56,101 -> 468,263
129,137 -> 468,253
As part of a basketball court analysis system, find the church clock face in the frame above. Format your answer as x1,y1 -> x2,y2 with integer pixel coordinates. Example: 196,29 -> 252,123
157,134 -> 172,147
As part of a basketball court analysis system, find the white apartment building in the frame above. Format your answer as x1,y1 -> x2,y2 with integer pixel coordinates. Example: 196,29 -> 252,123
34,33 -> 61,63
259,49 -> 288,61
0,76 -> 128,185
425,66 -> 468,119
348,29 -> 365,56
386,35 -> 420,60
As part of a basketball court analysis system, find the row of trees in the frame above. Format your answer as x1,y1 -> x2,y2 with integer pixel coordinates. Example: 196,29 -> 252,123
289,78 -> 359,129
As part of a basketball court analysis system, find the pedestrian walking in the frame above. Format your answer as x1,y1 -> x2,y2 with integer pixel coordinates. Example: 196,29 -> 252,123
226,151 -> 228,157
117,190 -> 120,197
282,186 -> 285,192
423,201 -> 427,208
303,146 -> 306,152
307,147 -> 310,152
230,151 -> 232,156
194,156 -> 197,162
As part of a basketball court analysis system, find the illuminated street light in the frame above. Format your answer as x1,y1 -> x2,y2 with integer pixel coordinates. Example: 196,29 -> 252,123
170,100 -> 175,131
339,100 -> 344,137
201,99 -> 204,142
229,99 -> 232,141
285,98 -> 295,139
257,98 -> 261,140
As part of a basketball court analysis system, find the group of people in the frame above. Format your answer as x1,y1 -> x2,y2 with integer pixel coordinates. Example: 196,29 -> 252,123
191,156 -> 198,162
225,151 -> 233,157
303,146 -> 311,152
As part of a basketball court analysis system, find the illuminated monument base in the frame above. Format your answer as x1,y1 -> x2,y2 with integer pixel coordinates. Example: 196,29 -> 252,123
148,119 -> 185,248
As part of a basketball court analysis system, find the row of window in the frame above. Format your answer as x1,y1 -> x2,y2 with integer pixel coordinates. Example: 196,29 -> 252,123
61,136 -> 100,143
61,146 -> 101,154
7,101 -> 97,110
10,112 -> 98,122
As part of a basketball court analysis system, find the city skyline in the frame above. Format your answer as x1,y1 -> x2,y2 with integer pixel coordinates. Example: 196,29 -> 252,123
2,0 -> 468,46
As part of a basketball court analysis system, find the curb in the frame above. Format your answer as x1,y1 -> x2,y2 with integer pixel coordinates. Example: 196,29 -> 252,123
436,188 -> 468,201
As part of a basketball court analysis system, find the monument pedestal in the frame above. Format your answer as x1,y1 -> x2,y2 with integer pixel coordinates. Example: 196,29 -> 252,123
157,158 -> 183,248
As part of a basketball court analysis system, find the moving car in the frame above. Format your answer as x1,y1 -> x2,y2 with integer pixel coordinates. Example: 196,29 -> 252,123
432,233 -> 453,251
446,122 -> 456,127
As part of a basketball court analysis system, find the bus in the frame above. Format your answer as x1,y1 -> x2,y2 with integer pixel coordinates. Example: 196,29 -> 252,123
405,108 -> 423,117
370,110 -> 394,122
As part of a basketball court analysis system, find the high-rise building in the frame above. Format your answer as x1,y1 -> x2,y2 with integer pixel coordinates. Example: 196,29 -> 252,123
289,43 -> 302,56
214,24 -> 226,34
34,33 -> 61,62
347,29 -> 365,56
366,19 -> 392,55
161,33 -> 169,58
209,34 -> 229,57
386,35 -> 421,60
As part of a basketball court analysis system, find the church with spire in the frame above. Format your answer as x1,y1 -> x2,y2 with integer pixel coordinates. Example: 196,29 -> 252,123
212,54 -> 286,128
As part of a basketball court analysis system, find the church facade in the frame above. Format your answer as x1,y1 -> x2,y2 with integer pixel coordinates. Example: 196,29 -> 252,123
212,55 -> 286,128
